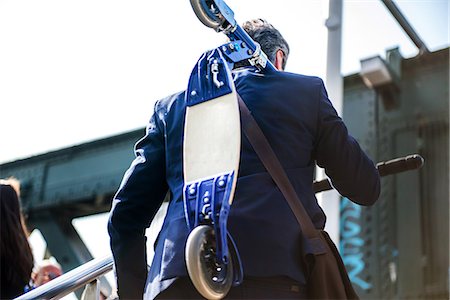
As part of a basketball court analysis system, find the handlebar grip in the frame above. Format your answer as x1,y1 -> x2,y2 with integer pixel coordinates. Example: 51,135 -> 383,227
313,154 -> 424,193
376,154 -> 424,176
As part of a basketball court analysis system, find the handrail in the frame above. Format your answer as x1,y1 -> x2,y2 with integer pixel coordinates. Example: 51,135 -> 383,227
15,256 -> 114,300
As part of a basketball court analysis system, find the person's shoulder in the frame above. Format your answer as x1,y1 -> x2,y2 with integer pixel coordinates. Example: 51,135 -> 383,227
270,71 -> 325,98
156,90 -> 185,111
233,66 -> 323,85
278,70 -> 324,86
150,90 -> 187,125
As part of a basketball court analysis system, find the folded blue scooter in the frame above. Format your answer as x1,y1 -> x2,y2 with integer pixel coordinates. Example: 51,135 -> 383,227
182,1 -> 276,299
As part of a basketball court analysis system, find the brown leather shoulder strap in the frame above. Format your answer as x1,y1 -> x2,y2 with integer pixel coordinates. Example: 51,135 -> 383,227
237,94 -> 319,239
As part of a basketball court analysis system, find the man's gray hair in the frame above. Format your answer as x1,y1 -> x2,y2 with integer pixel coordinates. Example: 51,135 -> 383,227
242,19 -> 290,69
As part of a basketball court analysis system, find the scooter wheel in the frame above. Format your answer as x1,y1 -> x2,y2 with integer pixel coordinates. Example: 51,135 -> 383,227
185,225 -> 233,300
190,0 -> 222,29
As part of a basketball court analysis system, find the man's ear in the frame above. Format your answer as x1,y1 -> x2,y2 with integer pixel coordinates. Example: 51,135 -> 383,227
275,49 -> 284,71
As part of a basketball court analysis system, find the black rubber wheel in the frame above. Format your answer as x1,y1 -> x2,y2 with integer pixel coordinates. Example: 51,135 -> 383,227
185,225 -> 233,300
190,0 -> 222,29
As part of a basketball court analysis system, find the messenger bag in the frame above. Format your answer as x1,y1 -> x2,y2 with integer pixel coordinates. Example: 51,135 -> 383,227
238,94 -> 359,299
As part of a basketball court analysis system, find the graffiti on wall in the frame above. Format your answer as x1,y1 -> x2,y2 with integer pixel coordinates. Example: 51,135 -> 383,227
340,197 -> 372,291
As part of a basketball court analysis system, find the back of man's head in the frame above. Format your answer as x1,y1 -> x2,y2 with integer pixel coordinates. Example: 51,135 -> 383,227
242,19 -> 290,70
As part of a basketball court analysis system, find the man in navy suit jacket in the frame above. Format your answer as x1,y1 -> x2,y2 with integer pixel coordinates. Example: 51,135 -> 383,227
108,19 -> 380,299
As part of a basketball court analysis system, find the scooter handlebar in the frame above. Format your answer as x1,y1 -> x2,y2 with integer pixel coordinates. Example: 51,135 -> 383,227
313,154 -> 424,193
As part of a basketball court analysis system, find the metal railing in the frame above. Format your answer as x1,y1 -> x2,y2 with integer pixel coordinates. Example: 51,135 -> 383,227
15,202 -> 169,300
15,256 -> 114,300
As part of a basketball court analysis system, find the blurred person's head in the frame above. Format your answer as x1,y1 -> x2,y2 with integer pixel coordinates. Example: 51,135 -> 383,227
240,19 -> 290,70
1,178 -> 34,298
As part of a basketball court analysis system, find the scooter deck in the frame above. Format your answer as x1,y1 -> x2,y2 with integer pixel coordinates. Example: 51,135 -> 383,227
183,88 -> 240,205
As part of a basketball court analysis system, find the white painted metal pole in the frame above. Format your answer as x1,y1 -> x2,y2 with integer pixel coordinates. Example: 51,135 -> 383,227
318,0 -> 344,247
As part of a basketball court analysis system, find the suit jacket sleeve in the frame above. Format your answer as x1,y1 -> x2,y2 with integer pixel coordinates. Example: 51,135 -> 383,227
314,79 -> 380,206
108,100 -> 168,299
